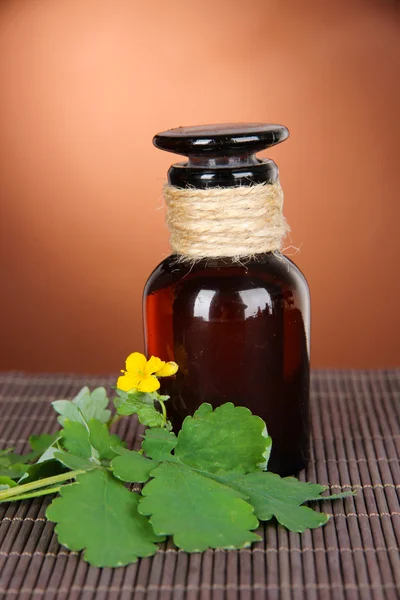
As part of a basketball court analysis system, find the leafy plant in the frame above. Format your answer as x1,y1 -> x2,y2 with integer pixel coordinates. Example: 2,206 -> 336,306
0,352 -> 353,568
52,386 -> 111,426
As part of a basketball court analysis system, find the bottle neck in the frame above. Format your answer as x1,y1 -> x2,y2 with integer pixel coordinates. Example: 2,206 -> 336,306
167,157 -> 279,189
188,152 -> 259,168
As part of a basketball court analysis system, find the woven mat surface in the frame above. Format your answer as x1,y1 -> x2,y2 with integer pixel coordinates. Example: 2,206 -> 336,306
0,370 -> 399,600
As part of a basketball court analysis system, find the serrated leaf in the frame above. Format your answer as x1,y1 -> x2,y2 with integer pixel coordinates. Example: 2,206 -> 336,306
136,402 -> 341,548
115,390 -> 171,429
117,402 -> 163,426
77,387 -> 112,423
142,429 -> 178,461
140,462 -> 260,552
319,491 -> 356,500
53,387 -> 111,426
117,396 -> 164,428
137,402 -> 275,551
111,448 -> 153,483
216,471 -> 334,532
51,401 -> 83,425
175,403 -> 271,474
46,469 -> 160,567
276,505 -> 329,530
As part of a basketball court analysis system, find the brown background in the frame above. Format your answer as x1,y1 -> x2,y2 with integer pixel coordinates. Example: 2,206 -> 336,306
0,0 -> 399,374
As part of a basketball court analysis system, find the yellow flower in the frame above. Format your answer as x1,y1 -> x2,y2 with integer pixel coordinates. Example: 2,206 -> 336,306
117,352 -> 178,393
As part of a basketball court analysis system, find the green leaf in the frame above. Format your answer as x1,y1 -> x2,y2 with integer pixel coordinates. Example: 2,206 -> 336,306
140,462 -> 260,552
18,435 -> 64,483
51,401 -> 83,425
26,433 -> 59,462
87,420 -> 124,461
54,451 -> 94,471
0,476 -> 17,491
63,419 -> 124,458
0,448 -> 14,459
138,403 -> 273,551
111,447 -> 154,483
175,403 -> 272,474
0,448 -> 31,477
313,490 -> 356,501
34,437 -> 63,464
19,459 -> 68,484
137,403 -> 340,549
0,463 -> 29,480
142,429 -> 178,461
61,421 -> 98,463
115,390 -> 171,429
114,390 -> 170,409
52,387 -> 111,426
0,448 -> 25,465
56,420 -> 124,471
0,434 -> 61,484
116,393 -> 164,427
46,469 -> 160,567
216,471 -> 334,532
0,447 -> 30,480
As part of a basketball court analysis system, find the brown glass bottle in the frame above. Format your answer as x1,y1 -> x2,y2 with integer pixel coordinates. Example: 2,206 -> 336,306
143,124 -> 310,475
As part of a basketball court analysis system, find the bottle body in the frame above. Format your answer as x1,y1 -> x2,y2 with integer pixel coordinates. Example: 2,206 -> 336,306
143,252 -> 310,475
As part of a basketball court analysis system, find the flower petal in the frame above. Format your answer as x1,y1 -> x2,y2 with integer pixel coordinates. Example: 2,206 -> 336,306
145,356 -> 165,376
125,352 -> 147,374
137,375 -> 160,393
155,361 -> 179,377
117,373 -> 141,392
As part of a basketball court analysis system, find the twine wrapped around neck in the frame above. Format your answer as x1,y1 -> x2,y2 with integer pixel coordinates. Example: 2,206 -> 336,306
163,181 -> 289,259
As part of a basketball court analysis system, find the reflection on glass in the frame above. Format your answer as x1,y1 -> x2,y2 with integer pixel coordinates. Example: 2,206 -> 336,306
193,289 -> 216,321
239,288 -> 272,319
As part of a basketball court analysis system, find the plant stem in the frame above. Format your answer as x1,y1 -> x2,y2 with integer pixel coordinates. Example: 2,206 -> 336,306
0,470 -> 84,502
0,486 -> 63,503
158,399 -> 167,427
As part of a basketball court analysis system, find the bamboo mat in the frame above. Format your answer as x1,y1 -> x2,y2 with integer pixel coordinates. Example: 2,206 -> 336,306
0,370 -> 399,600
